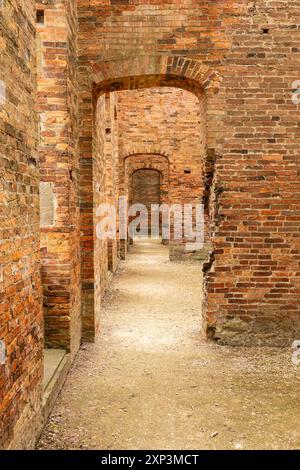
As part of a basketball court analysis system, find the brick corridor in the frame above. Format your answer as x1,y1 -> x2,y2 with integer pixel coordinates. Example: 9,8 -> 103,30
38,241 -> 300,450
2,1 -> 300,447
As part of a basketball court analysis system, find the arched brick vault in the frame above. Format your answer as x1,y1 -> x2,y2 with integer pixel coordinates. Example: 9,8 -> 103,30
121,148 -> 170,162
91,55 -> 222,97
125,153 -> 169,173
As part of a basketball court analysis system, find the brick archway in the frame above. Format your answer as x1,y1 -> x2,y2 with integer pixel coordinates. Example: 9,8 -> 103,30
79,55 -> 220,342
122,153 -> 170,196
116,154 -> 170,258
126,155 -> 169,185
92,55 -> 222,97
121,147 -> 170,162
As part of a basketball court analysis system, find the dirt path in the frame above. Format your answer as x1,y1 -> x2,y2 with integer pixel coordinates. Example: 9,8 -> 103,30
38,240 -> 300,450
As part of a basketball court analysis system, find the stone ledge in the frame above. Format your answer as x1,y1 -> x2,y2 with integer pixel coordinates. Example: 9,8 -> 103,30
41,351 -> 71,431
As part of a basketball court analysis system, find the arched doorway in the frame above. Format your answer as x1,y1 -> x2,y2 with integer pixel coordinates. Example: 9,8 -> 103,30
79,56 -> 218,341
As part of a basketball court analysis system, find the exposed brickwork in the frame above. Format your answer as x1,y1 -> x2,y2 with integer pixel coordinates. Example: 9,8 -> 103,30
37,0 -> 81,353
118,87 -> 204,206
2,0 -> 300,451
104,93 -> 119,275
125,154 -> 170,208
81,91 -> 119,340
77,0 -> 300,345
0,0 -> 43,449
205,1 -> 300,346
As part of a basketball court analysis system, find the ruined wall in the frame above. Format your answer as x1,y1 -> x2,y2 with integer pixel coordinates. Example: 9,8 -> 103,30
205,1 -> 300,345
1,0 -> 300,452
37,0 -> 81,353
0,0 -> 43,449
78,0 -> 300,345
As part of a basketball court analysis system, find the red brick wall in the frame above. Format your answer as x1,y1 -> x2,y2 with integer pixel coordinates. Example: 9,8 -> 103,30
78,0 -> 300,345
37,0 -> 81,353
0,0 -> 43,449
205,1 -> 300,345
2,0 -> 300,450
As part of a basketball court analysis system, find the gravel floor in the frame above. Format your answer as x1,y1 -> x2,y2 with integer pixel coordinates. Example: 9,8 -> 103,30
37,240 -> 300,450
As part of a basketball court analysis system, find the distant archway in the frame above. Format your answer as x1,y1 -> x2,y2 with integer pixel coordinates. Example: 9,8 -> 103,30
124,154 -> 170,250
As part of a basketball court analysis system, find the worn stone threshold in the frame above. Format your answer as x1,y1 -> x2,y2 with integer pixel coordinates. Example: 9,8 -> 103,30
42,349 -> 71,423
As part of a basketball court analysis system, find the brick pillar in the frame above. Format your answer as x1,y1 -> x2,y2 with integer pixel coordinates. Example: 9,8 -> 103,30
37,1 -> 81,354
79,87 -> 120,341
